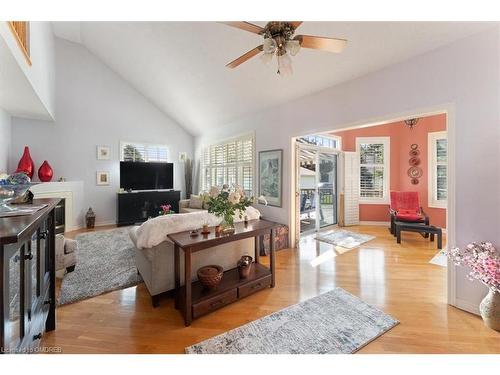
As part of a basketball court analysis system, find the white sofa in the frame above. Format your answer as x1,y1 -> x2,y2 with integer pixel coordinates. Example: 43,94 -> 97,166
129,208 -> 260,307
178,199 -> 205,213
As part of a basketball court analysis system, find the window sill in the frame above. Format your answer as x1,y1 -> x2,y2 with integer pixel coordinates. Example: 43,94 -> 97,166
428,202 -> 447,209
359,199 -> 390,205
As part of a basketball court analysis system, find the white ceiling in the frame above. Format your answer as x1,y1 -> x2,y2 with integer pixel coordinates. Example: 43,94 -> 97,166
52,21 -> 494,136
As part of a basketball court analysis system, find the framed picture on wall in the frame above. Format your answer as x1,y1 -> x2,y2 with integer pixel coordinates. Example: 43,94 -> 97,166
97,145 -> 111,160
258,149 -> 283,207
96,171 -> 110,186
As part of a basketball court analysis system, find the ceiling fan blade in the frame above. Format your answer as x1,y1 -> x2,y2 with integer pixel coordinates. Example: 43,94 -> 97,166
289,21 -> 303,29
219,21 -> 264,35
226,45 -> 264,69
294,35 -> 347,53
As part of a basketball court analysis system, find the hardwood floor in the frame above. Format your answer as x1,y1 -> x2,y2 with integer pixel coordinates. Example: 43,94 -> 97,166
42,225 -> 500,354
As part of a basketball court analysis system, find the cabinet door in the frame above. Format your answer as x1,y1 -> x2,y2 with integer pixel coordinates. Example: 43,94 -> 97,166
37,219 -> 50,297
3,245 -> 25,352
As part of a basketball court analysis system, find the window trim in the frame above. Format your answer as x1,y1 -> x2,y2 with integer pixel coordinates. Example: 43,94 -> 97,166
119,141 -> 169,162
428,131 -> 447,209
200,133 -> 255,195
355,136 -> 390,205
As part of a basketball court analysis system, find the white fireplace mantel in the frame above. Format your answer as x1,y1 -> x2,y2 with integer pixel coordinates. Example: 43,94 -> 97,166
30,181 -> 84,232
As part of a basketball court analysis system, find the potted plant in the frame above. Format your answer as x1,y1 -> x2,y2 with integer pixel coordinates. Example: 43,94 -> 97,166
206,185 -> 253,234
446,242 -> 500,331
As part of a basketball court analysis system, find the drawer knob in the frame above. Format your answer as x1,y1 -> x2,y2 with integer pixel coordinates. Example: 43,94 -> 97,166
44,299 -> 52,305
251,283 -> 262,290
33,333 -> 42,341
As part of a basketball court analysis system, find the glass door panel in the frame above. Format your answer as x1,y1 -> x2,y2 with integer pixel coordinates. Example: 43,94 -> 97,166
299,148 -> 317,233
5,246 -> 23,351
318,153 -> 337,229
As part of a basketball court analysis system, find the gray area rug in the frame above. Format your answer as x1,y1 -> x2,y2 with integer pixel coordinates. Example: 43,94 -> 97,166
59,227 -> 142,305
315,229 -> 375,249
186,287 -> 399,354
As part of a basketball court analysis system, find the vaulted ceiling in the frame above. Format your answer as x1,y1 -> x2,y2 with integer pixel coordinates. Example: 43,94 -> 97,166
52,21 -> 493,136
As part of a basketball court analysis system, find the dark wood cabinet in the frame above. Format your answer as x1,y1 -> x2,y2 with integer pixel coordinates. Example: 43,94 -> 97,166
1,199 -> 58,354
117,190 -> 181,226
168,219 -> 278,326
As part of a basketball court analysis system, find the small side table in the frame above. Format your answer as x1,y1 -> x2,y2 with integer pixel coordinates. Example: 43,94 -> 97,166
395,222 -> 443,249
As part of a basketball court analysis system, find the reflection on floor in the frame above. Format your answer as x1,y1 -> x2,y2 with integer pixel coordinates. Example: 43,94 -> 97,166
42,225 -> 500,354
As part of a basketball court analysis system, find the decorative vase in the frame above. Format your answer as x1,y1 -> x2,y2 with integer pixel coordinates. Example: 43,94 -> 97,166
479,289 -> 500,331
37,160 -> 53,182
237,255 -> 253,279
85,207 -> 96,229
16,146 -> 35,179
221,214 -> 235,234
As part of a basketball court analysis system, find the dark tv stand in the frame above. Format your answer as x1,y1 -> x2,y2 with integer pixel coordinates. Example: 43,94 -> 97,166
117,190 -> 181,226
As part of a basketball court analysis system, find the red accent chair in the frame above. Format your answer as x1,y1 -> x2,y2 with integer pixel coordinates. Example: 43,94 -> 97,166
389,191 -> 429,236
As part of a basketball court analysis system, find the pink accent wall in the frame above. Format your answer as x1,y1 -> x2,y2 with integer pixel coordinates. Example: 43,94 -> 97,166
332,113 -> 447,228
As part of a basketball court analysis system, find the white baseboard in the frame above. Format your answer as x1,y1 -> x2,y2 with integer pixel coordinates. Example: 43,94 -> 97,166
359,221 -> 391,226
453,298 -> 480,316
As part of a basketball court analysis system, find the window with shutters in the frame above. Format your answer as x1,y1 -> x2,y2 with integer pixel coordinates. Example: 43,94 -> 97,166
356,137 -> 390,204
428,131 -> 447,208
120,141 -> 169,162
201,135 -> 254,196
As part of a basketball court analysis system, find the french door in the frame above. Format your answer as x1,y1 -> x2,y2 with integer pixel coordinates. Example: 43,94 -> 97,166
297,144 -> 339,235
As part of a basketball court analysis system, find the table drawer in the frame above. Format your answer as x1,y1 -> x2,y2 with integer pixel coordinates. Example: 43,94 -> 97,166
192,289 -> 237,318
238,275 -> 272,299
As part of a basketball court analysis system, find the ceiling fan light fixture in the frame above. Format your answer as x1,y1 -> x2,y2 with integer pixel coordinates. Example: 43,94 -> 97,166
263,37 -> 277,54
277,53 -> 293,76
285,40 -> 301,56
260,52 -> 274,65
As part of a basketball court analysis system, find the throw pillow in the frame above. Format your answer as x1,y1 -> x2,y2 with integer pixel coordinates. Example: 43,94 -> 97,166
189,194 -> 204,209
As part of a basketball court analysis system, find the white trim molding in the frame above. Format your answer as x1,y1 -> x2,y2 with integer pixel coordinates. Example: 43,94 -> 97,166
356,136 -> 390,204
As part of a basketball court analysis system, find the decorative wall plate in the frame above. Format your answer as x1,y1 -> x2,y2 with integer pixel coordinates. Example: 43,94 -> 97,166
409,157 -> 420,166
407,166 -> 423,178
411,178 -> 419,185
410,144 -> 418,150
409,149 -> 420,157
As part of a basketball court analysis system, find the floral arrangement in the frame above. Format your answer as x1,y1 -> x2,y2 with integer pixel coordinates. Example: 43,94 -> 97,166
206,185 -> 253,229
158,204 -> 173,216
446,242 -> 500,293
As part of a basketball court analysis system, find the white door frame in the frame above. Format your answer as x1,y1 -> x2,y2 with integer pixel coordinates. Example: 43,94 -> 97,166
289,104 -> 458,309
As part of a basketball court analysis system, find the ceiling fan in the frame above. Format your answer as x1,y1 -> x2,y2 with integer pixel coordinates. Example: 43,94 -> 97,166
220,21 -> 347,75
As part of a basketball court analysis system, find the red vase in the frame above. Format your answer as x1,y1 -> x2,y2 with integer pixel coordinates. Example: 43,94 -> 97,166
38,160 -> 53,182
16,146 -> 35,179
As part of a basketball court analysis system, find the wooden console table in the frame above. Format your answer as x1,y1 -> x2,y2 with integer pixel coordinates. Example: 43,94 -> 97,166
168,219 -> 279,326
1,199 -> 59,353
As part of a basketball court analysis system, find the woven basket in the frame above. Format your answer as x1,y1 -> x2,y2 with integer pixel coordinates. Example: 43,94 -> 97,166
197,265 -> 223,289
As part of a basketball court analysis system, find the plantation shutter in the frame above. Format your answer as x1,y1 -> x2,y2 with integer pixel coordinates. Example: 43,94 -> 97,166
436,138 -> 447,201
359,143 -> 385,198
201,135 -> 254,195
343,152 -> 360,226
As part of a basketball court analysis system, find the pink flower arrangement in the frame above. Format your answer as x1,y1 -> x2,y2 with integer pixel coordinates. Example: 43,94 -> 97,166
445,242 -> 500,293
159,204 -> 172,215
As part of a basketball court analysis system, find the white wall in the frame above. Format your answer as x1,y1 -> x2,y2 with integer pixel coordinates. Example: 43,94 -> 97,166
10,38 -> 193,226
0,108 -> 11,172
0,22 -> 56,119
196,27 -> 500,313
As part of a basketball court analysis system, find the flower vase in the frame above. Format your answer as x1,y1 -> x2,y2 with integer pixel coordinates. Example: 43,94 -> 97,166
479,289 -> 500,331
221,214 -> 235,234
16,146 -> 35,180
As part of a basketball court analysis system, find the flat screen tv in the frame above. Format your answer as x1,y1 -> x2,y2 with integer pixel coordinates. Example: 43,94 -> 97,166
120,161 -> 173,191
